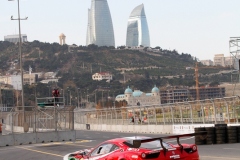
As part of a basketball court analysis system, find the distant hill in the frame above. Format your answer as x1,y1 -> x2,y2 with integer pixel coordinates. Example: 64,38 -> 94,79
0,40 -> 232,95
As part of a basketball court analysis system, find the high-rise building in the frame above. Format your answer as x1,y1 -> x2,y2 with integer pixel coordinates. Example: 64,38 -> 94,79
86,0 -> 115,47
4,34 -> 27,43
126,4 -> 150,47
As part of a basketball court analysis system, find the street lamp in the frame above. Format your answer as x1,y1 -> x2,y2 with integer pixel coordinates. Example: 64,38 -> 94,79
9,0 -> 28,123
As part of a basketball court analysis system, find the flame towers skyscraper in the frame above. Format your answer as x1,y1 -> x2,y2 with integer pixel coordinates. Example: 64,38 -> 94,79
126,4 -> 150,47
86,0 -> 115,47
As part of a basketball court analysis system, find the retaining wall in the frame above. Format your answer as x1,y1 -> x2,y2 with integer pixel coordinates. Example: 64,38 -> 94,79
0,130 -> 76,147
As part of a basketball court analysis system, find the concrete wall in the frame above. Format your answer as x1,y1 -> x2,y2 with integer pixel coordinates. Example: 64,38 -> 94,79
74,123 -> 173,134
0,131 -> 76,147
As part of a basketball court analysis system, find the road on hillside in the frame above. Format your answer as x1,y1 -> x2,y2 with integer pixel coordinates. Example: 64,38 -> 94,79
0,130 -> 240,160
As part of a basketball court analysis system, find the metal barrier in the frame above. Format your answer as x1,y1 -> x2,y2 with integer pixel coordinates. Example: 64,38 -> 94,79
74,96 -> 240,126
3,105 -> 75,134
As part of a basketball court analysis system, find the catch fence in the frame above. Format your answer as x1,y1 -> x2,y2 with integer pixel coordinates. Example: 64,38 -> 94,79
74,96 -> 240,125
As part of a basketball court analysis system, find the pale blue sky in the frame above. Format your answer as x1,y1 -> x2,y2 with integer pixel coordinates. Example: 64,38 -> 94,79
1,0 -> 240,60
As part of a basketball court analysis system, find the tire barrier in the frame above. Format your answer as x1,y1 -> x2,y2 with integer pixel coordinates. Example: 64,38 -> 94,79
195,125 -> 240,145
215,126 -> 227,144
205,127 -> 215,144
237,126 -> 240,143
227,126 -> 237,143
194,127 -> 206,145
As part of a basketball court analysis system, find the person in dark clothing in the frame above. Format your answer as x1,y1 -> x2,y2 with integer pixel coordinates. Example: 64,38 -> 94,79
52,88 -> 60,104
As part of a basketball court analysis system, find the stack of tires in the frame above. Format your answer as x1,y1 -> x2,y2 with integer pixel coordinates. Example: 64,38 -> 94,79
205,127 -> 215,144
194,127 -> 206,145
237,126 -> 240,143
227,126 -> 237,143
215,126 -> 227,144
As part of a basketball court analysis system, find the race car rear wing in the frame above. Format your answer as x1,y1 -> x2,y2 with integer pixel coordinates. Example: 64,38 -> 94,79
132,131 -> 207,153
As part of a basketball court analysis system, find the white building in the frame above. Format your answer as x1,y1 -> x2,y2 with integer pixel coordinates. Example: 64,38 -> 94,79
200,60 -> 213,66
214,54 -> 225,66
4,34 -> 27,43
115,86 -> 161,106
92,72 -> 112,81
225,56 -> 234,67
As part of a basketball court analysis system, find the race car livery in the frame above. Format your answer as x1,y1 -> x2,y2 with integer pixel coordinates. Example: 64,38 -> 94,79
63,132 -> 207,160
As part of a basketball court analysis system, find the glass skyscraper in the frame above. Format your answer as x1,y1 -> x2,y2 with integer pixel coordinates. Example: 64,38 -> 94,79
86,0 -> 115,47
126,4 -> 150,47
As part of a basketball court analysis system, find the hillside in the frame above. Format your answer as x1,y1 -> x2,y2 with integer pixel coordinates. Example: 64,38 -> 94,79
0,41 -> 233,106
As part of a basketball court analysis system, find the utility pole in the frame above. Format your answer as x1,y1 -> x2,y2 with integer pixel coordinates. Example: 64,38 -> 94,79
9,0 -> 28,125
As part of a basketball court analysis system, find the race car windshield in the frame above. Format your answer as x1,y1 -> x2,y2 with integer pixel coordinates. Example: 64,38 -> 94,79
124,140 -> 171,149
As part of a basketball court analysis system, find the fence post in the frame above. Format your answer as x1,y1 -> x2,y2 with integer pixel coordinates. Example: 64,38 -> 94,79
177,103 -> 183,124
223,98 -> 230,124
154,106 -> 157,125
162,106 -> 165,125
210,99 -> 217,124
200,101 -> 205,124
170,105 -> 174,125
34,109 -> 36,132
189,103 -> 193,124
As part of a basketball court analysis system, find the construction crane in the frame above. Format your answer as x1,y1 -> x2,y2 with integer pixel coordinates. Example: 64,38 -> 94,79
195,62 -> 200,100
188,62 -> 227,101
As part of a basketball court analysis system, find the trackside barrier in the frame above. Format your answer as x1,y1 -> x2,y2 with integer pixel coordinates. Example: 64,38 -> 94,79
194,125 -> 240,145
0,130 -> 76,147
74,123 -> 173,134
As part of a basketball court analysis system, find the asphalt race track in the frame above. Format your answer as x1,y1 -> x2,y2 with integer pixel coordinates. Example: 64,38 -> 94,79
1,130 -> 240,160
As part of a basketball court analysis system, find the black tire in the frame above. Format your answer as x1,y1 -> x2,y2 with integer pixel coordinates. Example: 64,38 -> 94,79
228,140 -> 237,143
205,127 -> 215,131
216,140 -> 225,144
216,133 -> 226,137
228,126 -> 237,130
228,133 -> 237,137
216,130 -> 226,134
195,127 -> 206,132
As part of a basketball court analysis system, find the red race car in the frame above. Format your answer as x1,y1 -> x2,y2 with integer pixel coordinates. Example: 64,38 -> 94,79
63,132 -> 207,160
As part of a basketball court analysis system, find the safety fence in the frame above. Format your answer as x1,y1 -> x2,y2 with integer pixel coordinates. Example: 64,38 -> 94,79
74,96 -> 240,126
3,106 -> 74,134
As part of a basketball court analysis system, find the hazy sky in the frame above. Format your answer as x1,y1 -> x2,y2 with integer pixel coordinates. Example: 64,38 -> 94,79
1,0 -> 240,60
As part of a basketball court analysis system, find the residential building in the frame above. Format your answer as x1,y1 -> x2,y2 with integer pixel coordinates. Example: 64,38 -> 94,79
200,60 -> 214,66
160,86 -> 225,104
92,72 -> 112,81
214,54 -> 225,66
224,56 -> 234,67
4,34 -> 27,43
126,4 -> 150,47
86,0 -> 115,47
0,73 -> 38,90
115,86 -> 161,106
